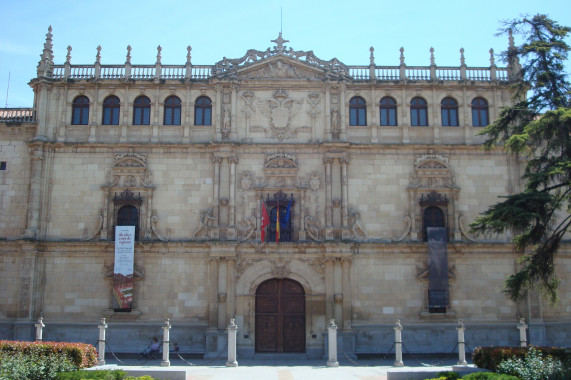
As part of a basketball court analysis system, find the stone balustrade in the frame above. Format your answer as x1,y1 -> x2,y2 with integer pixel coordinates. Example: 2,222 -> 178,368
0,108 -> 36,123
47,62 -> 507,82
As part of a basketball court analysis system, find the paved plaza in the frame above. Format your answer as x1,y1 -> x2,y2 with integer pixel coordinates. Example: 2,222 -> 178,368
92,354 -> 481,380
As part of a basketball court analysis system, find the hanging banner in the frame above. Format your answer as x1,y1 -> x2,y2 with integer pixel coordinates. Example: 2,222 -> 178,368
427,227 -> 449,309
113,226 -> 135,310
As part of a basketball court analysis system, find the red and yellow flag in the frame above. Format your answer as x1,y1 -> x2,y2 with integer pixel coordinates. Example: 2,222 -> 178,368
275,202 -> 280,243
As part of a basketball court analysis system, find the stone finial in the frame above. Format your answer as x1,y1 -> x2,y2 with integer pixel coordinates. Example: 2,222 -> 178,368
38,25 -> 54,73
394,319 -> 403,330
126,45 -> 132,64
369,46 -> 375,65
156,45 -> 162,64
430,47 -> 435,66
271,32 -> 289,53
489,48 -> 495,66
96,45 -> 102,64
65,46 -> 72,64
508,29 -> 515,49
457,319 -> 464,328
399,47 -> 405,65
186,45 -> 192,65
460,48 -> 465,66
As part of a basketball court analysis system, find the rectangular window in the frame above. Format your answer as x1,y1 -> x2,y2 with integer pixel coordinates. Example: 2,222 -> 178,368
134,109 -> 150,125
0,162 -> 6,170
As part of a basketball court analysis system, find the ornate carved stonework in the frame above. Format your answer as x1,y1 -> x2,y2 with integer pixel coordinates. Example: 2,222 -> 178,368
257,90 -> 303,140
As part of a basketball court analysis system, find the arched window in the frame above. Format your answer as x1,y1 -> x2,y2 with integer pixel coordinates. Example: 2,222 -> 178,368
194,96 -> 212,125
410,97 -> 428,126
102,96 -> 120,125
423,206 -> 445,242
471,97 -> 489,127
164,96 -> 181,125
133,96 -> 151,125
71,95 -> 90,125
349,96 -> 367,126
117,205 -> 139,240
441,97 -> 459,126
379,96 -> 397,126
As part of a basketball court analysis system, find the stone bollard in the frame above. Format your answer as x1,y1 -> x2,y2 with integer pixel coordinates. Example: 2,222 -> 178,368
517,318 -> 528,347
456,320 -> 467,366
226,318 -> 238,367
161,319 -> 171,367
35,317 -> 45,342
98,318 -> 108,365
394,320 -> 404,367
326,319 -> 339,367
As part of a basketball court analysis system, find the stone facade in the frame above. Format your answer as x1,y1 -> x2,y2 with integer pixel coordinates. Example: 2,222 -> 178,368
0,28 -> 569,357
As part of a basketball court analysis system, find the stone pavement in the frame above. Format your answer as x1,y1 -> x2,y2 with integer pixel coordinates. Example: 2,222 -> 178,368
92,354 -> 485,380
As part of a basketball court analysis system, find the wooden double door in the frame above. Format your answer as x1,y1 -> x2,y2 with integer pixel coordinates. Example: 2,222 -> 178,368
255,278 -> 305,353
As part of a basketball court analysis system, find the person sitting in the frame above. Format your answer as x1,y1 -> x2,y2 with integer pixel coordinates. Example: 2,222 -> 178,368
141,337 -> 160,359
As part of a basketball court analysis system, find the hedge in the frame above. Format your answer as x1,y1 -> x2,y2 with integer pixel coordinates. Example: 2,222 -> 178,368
0,340 -> 98,369
472,346 -> 570,372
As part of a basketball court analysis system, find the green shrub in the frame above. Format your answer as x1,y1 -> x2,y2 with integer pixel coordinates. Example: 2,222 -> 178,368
472,345 -> 570,372
56,369 -> 127,379
496,346 -> 569,380
0,350 -> 76,380
56,370 -> 155,380
424,371 -> 460,380
461,373 -> 520,380
0,340 -> 97,369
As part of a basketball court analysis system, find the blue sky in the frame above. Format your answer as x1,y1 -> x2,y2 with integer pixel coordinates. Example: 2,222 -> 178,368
1,0 -> 570,107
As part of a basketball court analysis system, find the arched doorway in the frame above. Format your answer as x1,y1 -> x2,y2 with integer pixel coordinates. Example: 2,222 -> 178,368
255,278 -> 305,353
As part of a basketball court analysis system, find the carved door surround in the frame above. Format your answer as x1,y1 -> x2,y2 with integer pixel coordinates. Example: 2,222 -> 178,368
99,153 -> 156,240
407,152 -> 460,241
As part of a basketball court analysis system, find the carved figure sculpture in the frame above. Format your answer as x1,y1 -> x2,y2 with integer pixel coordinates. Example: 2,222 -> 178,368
222,106 -> 231,137
346,208 -> 367,241
239,214 -> 257,241
304,215 -> 321,241
193,207 -> 217,238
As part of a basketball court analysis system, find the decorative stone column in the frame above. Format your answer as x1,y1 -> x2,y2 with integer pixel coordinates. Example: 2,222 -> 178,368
35,317 -> 45,342
394,320 -> 404,367
517,318 -> 528,347
341,258 -> 352,330
161,319 -> 171,367
24,144 -> 45,238
324,157 -> 333,228
324,258 -> 335,323
326,319 -> 339,367
340,156 -> 349,227
226,319 -> 238,367
208,257 -> 219,329
97,318 -> 107,365
229,156 -> 238,237
456,320 -> 467,366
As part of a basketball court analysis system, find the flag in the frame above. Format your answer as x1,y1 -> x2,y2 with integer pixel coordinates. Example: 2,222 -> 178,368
275,202 -> 280,243
261,198 -> 269,242
283,198 -> 292,226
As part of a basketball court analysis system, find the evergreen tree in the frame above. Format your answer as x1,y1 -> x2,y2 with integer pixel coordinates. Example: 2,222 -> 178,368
471,14 -> 571,304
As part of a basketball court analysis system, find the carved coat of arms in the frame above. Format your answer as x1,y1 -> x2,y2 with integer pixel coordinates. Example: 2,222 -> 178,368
257,89 -> 303,140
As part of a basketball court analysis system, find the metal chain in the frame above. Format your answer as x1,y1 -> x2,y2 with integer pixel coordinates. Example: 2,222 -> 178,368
174,340 -> 228,367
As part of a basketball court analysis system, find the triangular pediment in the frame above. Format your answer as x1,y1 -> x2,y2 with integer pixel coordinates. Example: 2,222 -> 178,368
233,55 -> 329,81
211,33 -> 350,81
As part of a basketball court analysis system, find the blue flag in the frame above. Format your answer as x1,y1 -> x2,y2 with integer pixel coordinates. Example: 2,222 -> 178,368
283,198 -> 292,226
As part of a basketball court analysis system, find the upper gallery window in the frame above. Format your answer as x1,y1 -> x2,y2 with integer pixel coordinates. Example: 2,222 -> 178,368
164,96 -> 182,125
471,97 -> 489,127
194,96 -> 212,125
133,96 -> 151,125
349,96 -> 367,126
102,96 -> 120,125
441,97 -> 459,126
71,95 -> 90,125
379,96 -> 397,126
410,97 -> 428,126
